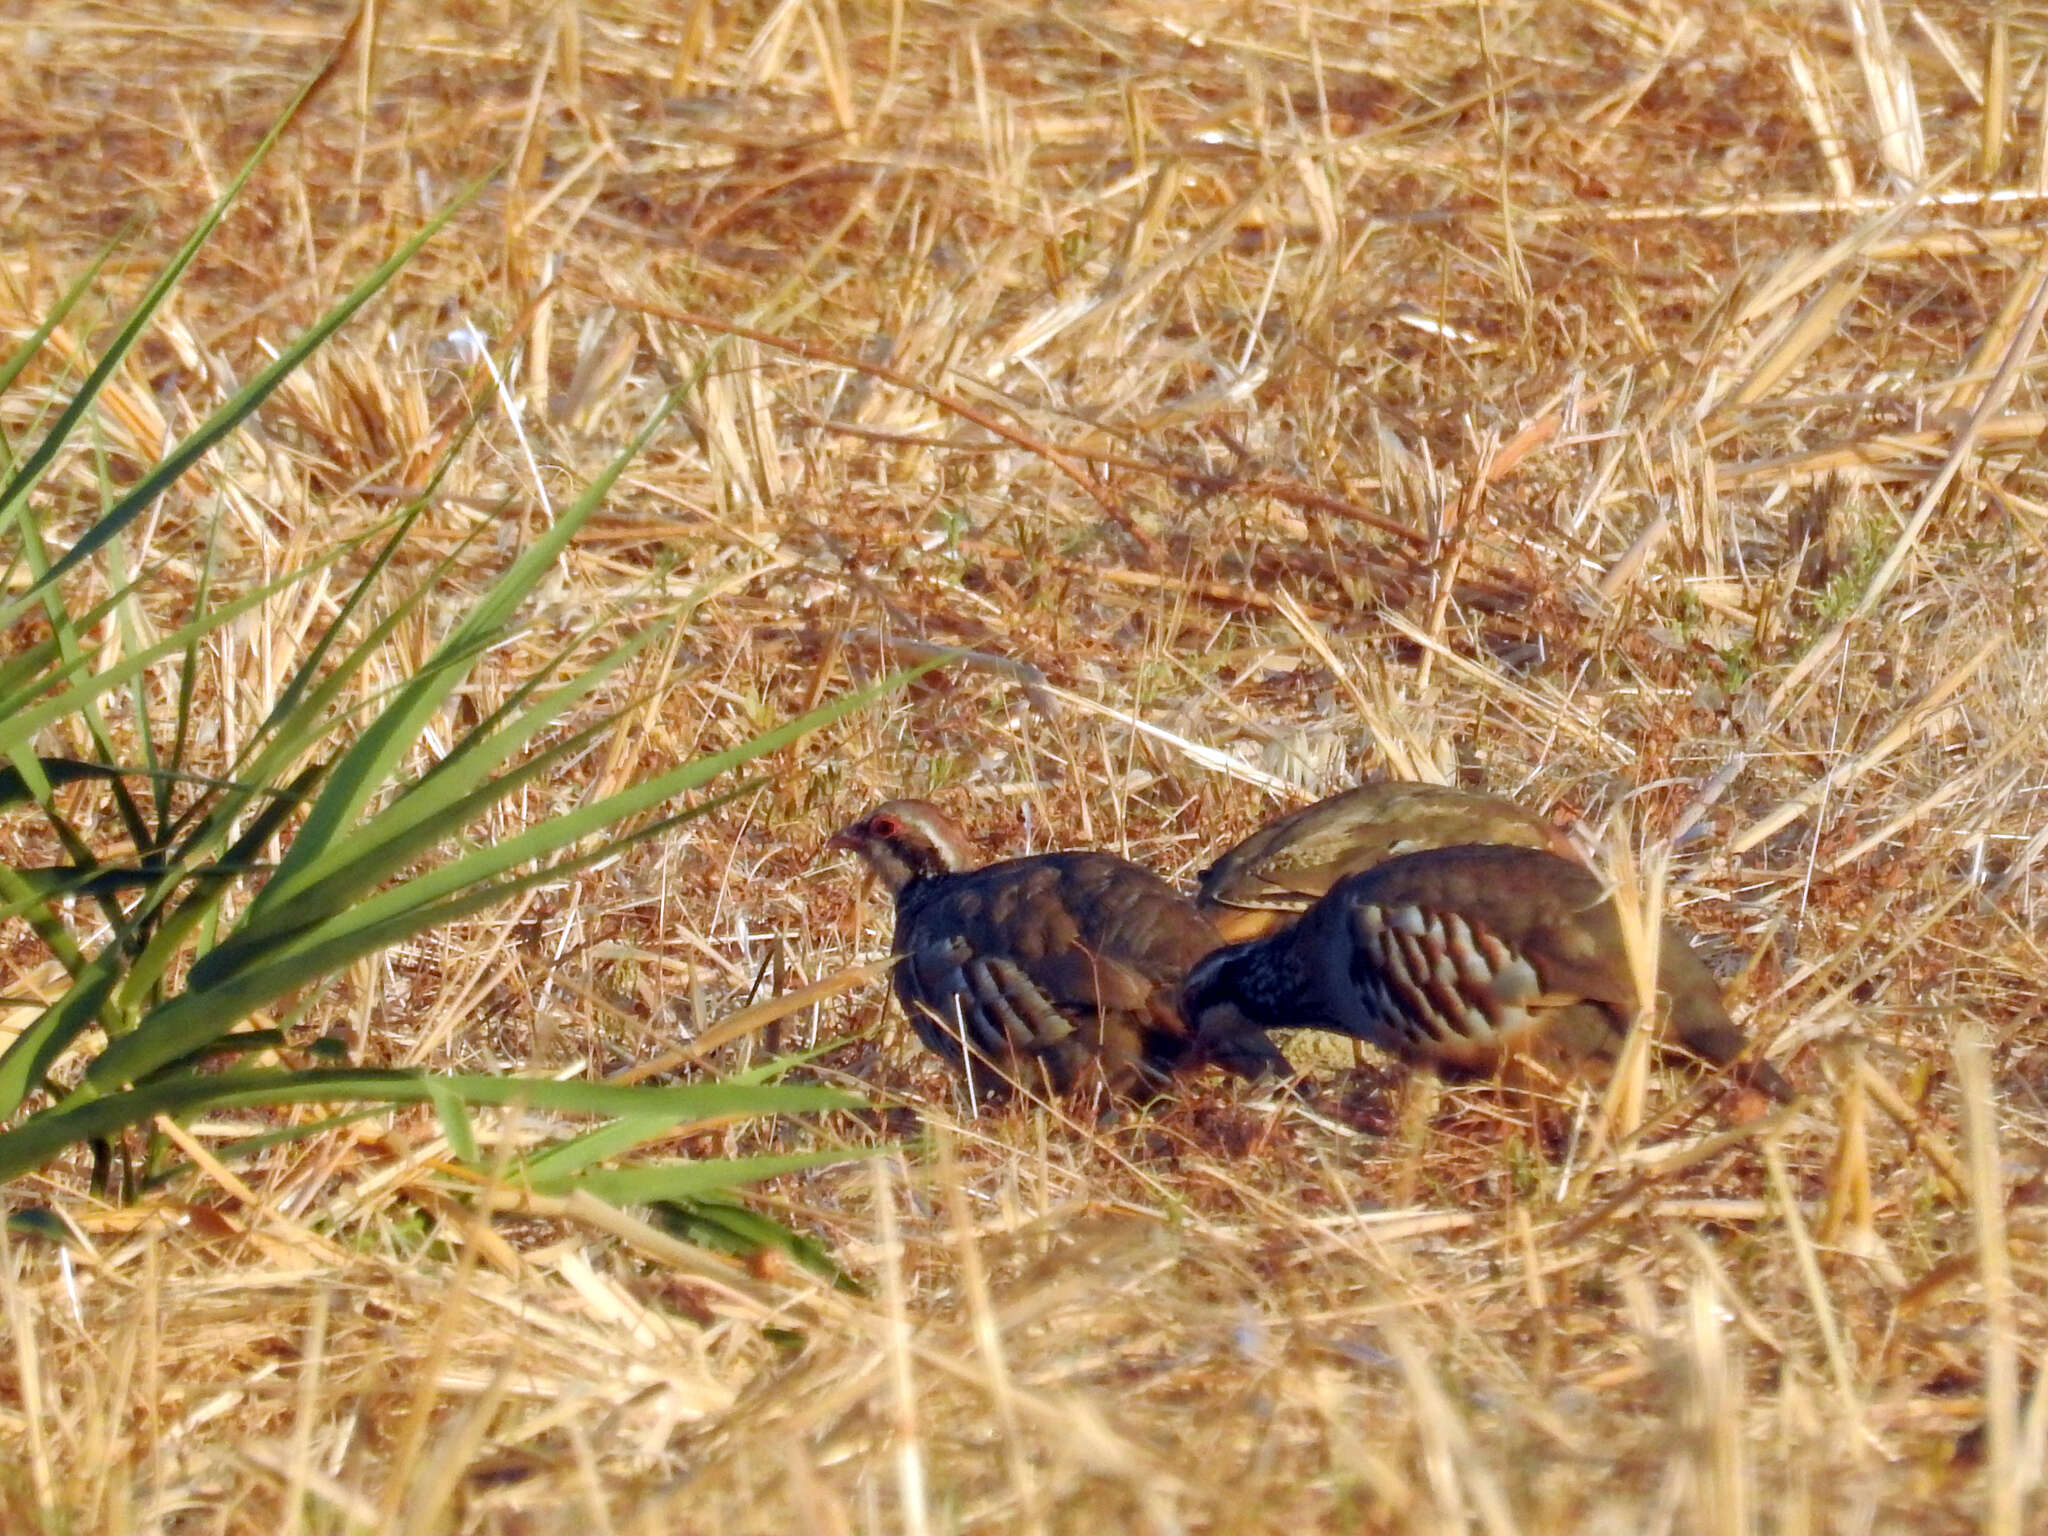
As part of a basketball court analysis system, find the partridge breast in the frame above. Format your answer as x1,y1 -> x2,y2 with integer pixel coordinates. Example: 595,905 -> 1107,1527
1196,782 -> 1576,942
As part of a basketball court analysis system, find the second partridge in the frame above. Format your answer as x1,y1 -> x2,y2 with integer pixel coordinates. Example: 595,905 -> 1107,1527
1183,843 -> 1787,1095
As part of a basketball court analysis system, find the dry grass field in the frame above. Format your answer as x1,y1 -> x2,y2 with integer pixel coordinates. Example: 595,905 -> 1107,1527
3,1 -> 2047,1531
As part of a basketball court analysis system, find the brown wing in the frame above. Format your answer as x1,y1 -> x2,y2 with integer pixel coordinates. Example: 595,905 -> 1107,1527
1197,783 -> 1572,940
894,852 -> 1273,1096
1318,844 -> 1746,1068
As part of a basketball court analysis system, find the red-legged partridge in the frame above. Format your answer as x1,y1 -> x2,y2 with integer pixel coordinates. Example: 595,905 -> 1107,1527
1183,843 -> 1789,1097
832,799 -> 1288,1101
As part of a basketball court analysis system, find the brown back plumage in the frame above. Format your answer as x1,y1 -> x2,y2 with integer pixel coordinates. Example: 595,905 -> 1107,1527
1195,782 -> 1577,942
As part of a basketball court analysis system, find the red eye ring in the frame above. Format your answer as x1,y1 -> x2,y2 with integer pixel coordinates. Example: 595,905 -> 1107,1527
869,814 -> 901,838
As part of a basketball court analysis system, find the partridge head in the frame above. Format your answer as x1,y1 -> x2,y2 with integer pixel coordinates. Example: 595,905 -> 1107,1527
1184,843 -> 1788,1097
1195,781 -> 1578,942
832,799 -> 1287,1102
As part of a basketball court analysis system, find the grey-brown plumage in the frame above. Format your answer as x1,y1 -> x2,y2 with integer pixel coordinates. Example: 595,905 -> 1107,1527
832,800 -> 1287,1100
1195,782 -> 1578,942
1184,843 -> 1788,1095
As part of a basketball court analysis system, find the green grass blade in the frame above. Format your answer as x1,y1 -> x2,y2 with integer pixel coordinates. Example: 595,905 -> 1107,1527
259,379 -> 692,911
0,35 -> 357,611
4,188 -> 476,621
517,1111 -> 719,1185
141,1105 -> 386,1189
112,762 -> 325,1011
196,632 -> 662,975
545,1148 -> 872,1204
429,1081 -> 480,1164
269,659 -> 938,957
134,661 -> 934,1085
0,546 -> 358,754
649,1195 -> 856,1285
0,217 -> 137,402
0,1068 -> 857,1185
0,957 -> 119,1122
0,576 -> 158,730
84,786 -> 737,1093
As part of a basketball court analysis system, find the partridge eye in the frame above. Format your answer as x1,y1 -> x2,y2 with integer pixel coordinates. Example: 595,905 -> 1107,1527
869,814 -> 900,838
